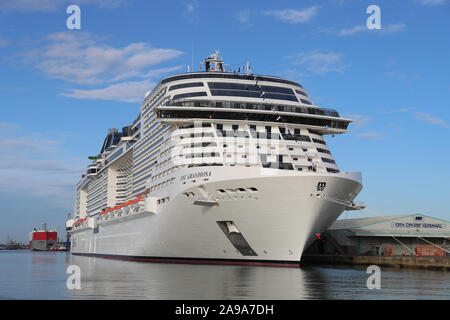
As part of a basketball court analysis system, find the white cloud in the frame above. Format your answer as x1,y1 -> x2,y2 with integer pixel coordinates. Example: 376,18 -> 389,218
21,31 -> 183,102
398,107 -> 416,113
0,137 -> 60,153
263,6 -> 318,24
183,0 -> 197,13
0,123 -> 86,207
287,51 -> 348,74
338,25 -> 366,36
25,32 -> 183,85
393,108 -> 449,129
338,23 -> 406,36
387,71 -> 420,80
142,65 -> 183,78
354,132 -> 384,139
383,23 -> 406,33
61,80 -> 155,102
414,112 -> 450,129
0,0 -> 61,12
420,0 -> 448,5
345,114 -> 370,129
0,0 -> 128,12
235,9 -> 253,24
0,38 -> 9,47
182,0 -> 199,24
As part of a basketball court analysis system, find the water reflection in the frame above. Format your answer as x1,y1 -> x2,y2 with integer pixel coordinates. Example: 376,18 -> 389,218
67,255 -> 340,299
69,255 -> 294,299
30,251 -> 57,265
0,251 -> 449,300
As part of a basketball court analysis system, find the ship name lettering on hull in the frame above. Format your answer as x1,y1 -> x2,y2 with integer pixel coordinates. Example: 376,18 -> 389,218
181,171 -> 212,181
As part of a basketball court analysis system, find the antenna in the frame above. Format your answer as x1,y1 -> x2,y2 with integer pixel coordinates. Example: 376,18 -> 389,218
192,44 -> 194,72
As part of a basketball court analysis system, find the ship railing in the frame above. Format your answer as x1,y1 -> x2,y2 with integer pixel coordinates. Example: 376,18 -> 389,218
97,197 -> 146,223
164,99 -> 341,119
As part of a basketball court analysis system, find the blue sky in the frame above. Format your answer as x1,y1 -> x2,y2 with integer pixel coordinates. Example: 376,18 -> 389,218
0,0 -> 449,243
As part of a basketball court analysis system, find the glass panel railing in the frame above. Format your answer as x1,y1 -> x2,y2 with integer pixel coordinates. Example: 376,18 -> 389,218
163,99 -> 341,119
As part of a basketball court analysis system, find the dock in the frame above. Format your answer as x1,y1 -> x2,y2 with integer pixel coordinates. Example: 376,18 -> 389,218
302,254 -> 450,271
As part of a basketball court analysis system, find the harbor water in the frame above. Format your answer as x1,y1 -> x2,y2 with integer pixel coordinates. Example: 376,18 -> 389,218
0,250 -> 449,300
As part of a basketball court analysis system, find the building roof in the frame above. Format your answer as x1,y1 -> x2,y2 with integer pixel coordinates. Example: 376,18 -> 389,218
329,214 -> 450,238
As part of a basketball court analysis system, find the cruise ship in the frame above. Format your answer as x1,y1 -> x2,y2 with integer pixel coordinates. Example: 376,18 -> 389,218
66,52 -> 363,267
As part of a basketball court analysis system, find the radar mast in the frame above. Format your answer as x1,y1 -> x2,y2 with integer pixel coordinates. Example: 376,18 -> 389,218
201,50 -> 225,72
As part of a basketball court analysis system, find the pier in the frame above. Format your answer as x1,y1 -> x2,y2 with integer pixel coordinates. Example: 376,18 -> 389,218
302,254 -> 450,271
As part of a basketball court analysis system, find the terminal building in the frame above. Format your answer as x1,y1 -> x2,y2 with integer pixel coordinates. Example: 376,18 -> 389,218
306,214 -> 450,257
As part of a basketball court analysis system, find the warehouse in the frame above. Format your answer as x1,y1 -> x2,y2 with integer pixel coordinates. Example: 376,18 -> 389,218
308,214 -> 450,257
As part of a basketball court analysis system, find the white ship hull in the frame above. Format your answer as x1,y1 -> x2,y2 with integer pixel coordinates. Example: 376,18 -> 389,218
70,167 -> 362,267
69,57 -> 364,267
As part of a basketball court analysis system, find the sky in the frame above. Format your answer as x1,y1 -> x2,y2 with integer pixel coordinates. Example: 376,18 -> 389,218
0,0 -> 449,243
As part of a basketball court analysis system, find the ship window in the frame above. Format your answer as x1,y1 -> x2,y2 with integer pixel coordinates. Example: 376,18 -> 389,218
216,124 -> 223,130
173,92 -> 207,99
308,108 -> 325,116
300,98 -> 312,105
162,73 -> 303,88
321,157 -> 336,164
295,89 -> 308,97
165,99 -> 340,120
317,148 -> 331,154
208,82 -> 296,95
210,89 -> 298,102
312,138 -> 326,145
158,109 -> 349,130
168,82 -> 204,91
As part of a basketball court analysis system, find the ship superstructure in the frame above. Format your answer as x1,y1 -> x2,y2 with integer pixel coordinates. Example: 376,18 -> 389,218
29,225 -> 57,251
67,52 -> 363,266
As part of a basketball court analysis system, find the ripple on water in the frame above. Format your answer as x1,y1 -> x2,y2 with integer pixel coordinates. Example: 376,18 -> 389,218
0,251 -> 448,300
